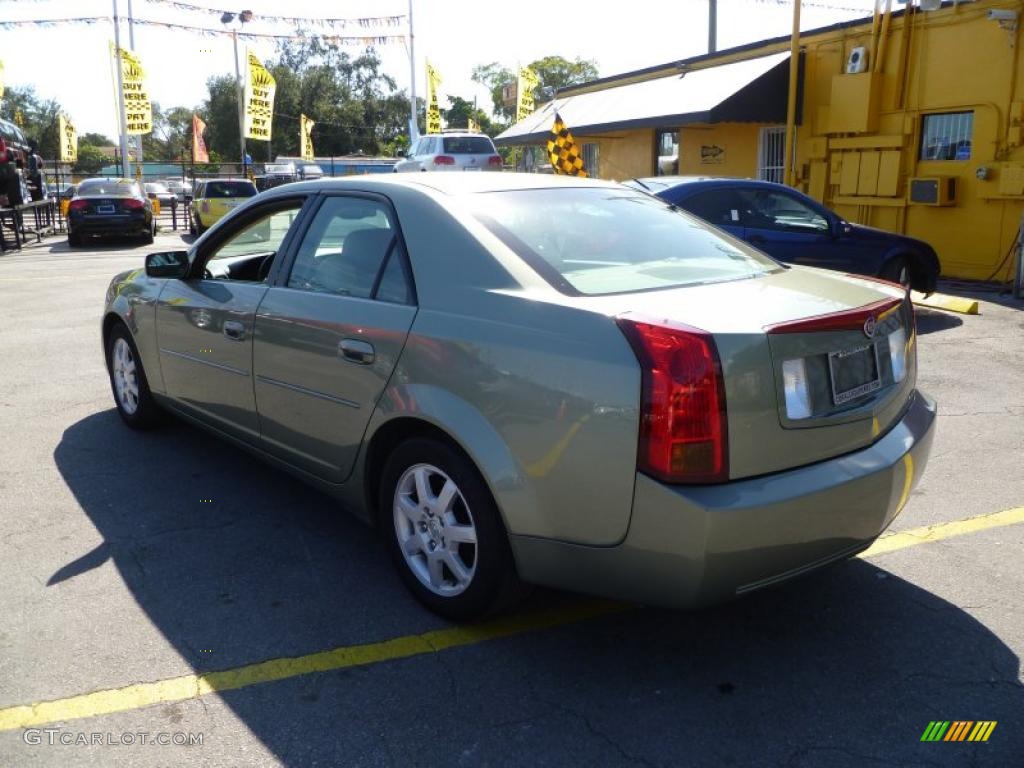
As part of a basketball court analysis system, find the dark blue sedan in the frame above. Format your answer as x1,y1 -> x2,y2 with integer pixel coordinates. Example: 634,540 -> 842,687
625,177 -> 939,294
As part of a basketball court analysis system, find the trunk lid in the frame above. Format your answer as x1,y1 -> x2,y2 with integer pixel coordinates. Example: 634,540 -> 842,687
585,266 -> 916,480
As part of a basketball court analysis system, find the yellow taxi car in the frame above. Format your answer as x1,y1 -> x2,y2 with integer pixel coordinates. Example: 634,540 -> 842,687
189,178 -> 258,236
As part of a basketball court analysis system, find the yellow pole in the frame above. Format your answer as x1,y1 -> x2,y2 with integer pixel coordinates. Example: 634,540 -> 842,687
783,0 -> 801,187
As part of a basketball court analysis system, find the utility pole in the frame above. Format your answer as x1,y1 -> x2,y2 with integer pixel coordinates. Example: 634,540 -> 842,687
783,0 -> 801,187
708,0 -> 717,53
408,0 -> 418,142
127,0 -> 142,178
111,0 -> 131,179
232,30 -> 246,175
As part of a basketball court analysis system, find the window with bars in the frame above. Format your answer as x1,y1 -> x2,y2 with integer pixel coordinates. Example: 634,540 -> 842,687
757,126 -> 786,183
582,143 -> 599,177
920,111 -> 974,161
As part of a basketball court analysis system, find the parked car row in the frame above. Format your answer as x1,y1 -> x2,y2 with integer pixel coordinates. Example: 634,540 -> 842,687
102,173 -> 936,621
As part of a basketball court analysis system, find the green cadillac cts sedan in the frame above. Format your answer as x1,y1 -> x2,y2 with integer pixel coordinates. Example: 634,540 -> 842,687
102,173 -> 936,620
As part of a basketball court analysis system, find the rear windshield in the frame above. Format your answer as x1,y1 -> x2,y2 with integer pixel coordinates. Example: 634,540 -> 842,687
204,181 -> 257,198
468,187 -> 779,296
77,180 -> 140,197
443,137 -> 495,154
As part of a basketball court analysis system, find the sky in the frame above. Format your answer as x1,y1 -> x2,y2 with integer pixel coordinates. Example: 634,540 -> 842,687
0,0 -> 879,141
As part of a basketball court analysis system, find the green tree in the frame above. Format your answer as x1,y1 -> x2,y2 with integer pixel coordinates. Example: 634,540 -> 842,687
72,144 -> 108,174
80,132 -> 115,147
471,56 -> 599,124
202,75 -> 243,162
442,95 -> 494,135
0,85 -> 63,158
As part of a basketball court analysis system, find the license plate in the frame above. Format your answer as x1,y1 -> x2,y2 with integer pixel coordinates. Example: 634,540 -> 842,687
97,204 -> 115,214
828,343 -> 881,404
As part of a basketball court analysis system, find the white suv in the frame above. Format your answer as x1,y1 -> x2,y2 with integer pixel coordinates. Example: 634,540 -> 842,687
394,132 -> 503,172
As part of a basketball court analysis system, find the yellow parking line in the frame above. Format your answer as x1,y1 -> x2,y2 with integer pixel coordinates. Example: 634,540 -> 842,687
860,505 -> 1024,558
1,505 -> 1022,732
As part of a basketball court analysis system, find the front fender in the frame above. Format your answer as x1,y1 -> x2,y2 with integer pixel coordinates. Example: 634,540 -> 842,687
102,270 -> 165,393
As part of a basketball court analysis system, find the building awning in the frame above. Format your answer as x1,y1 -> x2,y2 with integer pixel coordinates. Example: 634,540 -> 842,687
495,52 -> 798,145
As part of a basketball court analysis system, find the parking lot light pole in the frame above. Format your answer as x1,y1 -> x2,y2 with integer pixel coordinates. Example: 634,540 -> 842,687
221,10 -> 252,176
111,0 -> 131,179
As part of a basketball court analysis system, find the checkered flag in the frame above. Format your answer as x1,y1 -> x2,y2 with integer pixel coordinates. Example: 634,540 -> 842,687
547,113 -> 587,177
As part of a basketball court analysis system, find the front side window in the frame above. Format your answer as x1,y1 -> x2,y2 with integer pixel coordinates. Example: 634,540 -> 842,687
287,196 -> 410,302
468,187 -> 779,296
920,111 -> 974,161
205,204 -> 304,281
739,189 -> 830,233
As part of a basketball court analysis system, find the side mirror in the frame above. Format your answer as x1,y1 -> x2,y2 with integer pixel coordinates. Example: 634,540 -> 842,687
395,149 -> 406,158
145,250 -> 190,279
832,218 -> 851,238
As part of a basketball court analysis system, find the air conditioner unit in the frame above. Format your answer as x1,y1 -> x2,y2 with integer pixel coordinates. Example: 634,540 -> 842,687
909,176 -> 957,206
846,46 -> 868,74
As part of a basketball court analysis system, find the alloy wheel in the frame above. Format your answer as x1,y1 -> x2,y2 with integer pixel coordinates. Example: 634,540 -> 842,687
393,463 -> 478,597
111,337 -> 140,415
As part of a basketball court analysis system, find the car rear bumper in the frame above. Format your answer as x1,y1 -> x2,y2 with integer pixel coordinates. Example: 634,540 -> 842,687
510,389 -> 937,608
69,215 -> 149,236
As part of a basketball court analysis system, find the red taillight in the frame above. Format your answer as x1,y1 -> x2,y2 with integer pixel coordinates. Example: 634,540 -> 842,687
433,155 -> 455,165
68,199 -> 88,212
487,155 -> 502,166
122,198 -> 145,210
616,316 -> 728,484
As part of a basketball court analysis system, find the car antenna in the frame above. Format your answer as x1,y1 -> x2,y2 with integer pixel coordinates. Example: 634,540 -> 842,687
630,178 -> 651,191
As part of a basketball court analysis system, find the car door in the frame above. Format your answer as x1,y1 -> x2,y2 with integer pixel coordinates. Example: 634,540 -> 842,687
155,196 -> 311,443
735,187 -> 837,269
253,193 -> 417,482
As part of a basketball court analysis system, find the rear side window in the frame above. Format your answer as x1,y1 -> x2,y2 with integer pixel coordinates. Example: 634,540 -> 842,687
287,196 -> 411,302
678,188 -> 748,227
443,136 -> 495,154
204,181 -> 257,199
468,187 -> 779,296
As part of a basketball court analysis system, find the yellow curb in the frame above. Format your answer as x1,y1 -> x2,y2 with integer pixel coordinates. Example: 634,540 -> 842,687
911,291 -> 979,315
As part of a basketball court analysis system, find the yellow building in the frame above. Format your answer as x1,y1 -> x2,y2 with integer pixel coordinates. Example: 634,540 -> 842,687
497,0 -> 1024,280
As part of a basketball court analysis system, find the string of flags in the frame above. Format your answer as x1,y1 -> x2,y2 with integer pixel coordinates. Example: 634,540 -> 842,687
138,0 -> 406,29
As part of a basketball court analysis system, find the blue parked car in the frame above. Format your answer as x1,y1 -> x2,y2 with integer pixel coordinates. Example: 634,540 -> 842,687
625,177 -> 939,294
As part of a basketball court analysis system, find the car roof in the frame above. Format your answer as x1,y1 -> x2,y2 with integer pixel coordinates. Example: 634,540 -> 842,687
258,172 -> 619,201
632,176 -> 806,195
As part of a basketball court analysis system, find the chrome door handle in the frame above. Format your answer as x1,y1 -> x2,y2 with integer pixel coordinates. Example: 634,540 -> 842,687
339,338 -> 375,365
223,321 -> 246,341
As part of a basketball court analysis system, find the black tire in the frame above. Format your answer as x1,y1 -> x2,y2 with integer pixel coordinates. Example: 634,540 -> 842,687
881,256 -> 911,290
67,232 -> 82,247
141,223 -> 155,245
379,437 -> 524,621
188,214 -> 196,236
106,322 -> 163,429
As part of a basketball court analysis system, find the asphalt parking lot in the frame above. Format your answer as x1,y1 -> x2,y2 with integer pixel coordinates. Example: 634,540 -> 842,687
1,233 -> 1022,767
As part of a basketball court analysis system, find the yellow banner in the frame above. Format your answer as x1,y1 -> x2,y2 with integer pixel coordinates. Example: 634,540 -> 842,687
517,66 -> 540,123
426,61 -> 442,134
244,49 -> 276,141
59,114 -> 78,163
111,42 -> 153,135
300,114 -> 315,161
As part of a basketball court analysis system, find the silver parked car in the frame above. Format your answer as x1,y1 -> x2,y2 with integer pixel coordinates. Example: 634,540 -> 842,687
102,174 -> 935,620
394,132 -> 503,172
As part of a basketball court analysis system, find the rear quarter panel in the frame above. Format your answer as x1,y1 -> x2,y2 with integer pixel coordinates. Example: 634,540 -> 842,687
369,184 -> 642,545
